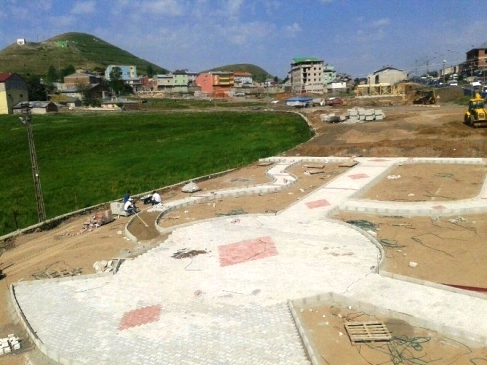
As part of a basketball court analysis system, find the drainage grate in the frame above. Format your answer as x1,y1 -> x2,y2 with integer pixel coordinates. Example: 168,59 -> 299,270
344,321 -> 392,345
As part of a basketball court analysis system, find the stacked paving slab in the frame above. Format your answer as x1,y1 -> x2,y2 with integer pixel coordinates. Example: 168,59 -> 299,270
321,108 -> 386,123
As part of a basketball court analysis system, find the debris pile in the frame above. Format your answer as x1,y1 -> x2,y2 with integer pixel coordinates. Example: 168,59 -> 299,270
321,108 -> 386,124
0,334 -> 20,355
82,210 -> 113,232
182,181 -> 201,193
172,248 -> 209,259
31,264 -> 82,280
93,259 -> 126,274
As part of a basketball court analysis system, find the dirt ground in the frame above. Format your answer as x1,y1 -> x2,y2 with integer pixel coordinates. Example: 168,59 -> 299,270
1,102 -> 487,364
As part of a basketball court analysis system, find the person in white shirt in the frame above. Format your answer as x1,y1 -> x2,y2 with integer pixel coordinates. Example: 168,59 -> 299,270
124,198 -> 136,215
151,191 -> 162,206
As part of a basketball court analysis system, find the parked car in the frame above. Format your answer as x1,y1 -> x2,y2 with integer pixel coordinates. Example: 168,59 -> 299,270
325,97 -> 344,106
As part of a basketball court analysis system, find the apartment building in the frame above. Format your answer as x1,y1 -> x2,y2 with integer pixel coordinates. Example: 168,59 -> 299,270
0,73 -> 28,114
195,72 -> 234,97
290,57 -> 324,94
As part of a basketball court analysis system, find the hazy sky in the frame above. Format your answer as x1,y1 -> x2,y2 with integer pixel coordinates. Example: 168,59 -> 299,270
1,0 -> 486,78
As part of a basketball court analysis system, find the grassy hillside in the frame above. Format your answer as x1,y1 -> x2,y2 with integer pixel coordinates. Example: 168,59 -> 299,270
206,63 -> 275,82
0,32 -> 167,77
0,110 -> 310,236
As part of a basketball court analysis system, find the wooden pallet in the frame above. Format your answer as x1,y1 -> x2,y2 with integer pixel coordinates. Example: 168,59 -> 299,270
344,321 -> 392,345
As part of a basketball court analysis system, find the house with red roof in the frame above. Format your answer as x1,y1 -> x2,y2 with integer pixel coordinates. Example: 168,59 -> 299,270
0,73 -> 28,114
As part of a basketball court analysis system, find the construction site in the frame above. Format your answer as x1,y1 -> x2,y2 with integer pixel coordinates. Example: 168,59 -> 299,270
1,101 -> 487,365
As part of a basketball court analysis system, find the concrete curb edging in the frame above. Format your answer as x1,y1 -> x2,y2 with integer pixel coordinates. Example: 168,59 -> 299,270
150,160 -> 301,237
288,300 -> 320,365
289,291 -> 487,363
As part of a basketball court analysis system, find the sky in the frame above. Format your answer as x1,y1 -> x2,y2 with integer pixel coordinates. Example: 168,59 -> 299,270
1,0 -> 487,79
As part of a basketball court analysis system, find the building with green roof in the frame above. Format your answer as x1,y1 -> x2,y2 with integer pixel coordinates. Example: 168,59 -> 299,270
290,57 -> 326,94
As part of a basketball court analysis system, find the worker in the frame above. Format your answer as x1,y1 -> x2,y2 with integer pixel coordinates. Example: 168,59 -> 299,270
123,190 -> 131,203
151,190 -> 162,206
124,198 -> 137,215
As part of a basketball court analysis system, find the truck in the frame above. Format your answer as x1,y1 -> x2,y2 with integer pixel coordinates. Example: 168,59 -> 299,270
464,93 -> 487,127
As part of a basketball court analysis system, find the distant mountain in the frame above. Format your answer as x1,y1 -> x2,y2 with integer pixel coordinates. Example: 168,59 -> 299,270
205,63 -> 276,82
0,32 -> 167,77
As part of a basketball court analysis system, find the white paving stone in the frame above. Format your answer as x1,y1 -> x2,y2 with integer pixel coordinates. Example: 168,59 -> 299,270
12,156 -> 487,364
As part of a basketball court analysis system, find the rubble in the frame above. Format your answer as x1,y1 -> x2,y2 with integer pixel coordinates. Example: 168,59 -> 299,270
182,181 -> 201,193
93,258 -> 127,274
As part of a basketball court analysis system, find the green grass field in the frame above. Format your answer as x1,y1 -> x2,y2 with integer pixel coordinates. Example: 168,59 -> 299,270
0,110 -> 310,236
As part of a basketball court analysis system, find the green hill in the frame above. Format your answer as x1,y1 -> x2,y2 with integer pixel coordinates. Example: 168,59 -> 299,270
206,63 -> 275,82
0,32 -> 167,77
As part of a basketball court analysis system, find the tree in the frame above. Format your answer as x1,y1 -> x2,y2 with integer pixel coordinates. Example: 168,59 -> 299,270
24,75 -> 48,101
60,65 -> 76,79
76,83 -> 101,107
147,64 -> 154,78
46,65 -> 59,83
109,66 -> 125,96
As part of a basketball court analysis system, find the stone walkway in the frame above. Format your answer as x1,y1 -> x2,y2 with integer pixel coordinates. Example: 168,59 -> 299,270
10,157 -> 487,365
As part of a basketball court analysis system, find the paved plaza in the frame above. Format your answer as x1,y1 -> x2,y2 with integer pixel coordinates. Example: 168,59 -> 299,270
10,157 -> 487,365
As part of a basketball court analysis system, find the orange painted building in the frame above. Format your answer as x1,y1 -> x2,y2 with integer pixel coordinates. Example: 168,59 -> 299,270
195,72 -> 234,97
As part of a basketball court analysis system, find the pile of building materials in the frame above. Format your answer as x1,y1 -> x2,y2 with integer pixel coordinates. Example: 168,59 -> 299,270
93,258 -> 128,274
321,108 -> 386,124
0,334 -> 20,355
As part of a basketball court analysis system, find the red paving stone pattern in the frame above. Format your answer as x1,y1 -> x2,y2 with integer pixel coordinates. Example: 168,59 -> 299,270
348,173 -> 369,180
306,199 -> 331,209
218,236 -> 277,267
119,304 -> 162,331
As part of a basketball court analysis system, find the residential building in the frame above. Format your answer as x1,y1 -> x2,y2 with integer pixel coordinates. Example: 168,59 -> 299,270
0,73 -> 28,114
153,74 -> 174,91
64,73 -> 101,85
323,65 -> 337,86
367,66 -> 406,85
105,65 -> 138,81
12,101 -> 58,114
290,57 -> 325,94
327,82 -> 347,94
234,72 -> 253,87
57,84 -> 108,101
174,70 -> 199,86
173,72 -> 190,93
151,73 -> 189,93
461,48 -> 487,77
195,72 -> 234,97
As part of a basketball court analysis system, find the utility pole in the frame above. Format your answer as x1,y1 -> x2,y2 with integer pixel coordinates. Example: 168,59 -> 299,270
443,59 -> 447,84
20,102 -> 46,222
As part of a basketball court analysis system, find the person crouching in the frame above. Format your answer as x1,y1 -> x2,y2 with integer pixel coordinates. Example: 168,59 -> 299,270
151,191 -> 162,206
124,198 -> 137,215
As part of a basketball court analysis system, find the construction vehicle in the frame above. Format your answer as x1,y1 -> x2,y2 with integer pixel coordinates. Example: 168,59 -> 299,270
464,93 -> 487,127
412,89 -> 436,105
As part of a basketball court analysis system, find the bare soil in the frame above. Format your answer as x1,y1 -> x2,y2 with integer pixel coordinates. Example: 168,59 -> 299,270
1,103 -> 487,364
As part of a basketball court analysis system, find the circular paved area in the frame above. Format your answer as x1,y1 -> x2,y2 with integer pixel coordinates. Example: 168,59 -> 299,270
13,216 -> 378,365
11,157 -> 487,364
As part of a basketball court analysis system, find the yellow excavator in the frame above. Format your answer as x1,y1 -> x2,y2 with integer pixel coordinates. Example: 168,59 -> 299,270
464,93 -> 487,127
